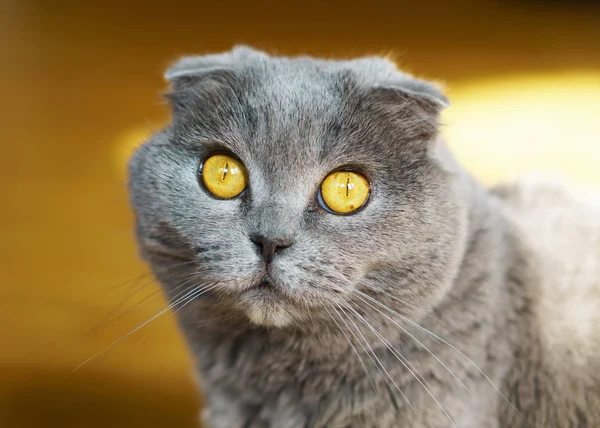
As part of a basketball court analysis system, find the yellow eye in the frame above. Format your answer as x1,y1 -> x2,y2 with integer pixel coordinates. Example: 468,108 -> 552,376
201,154 -> 248,199
320,170 -> 370,214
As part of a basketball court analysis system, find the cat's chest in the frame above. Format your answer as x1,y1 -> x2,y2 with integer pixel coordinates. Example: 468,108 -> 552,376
200,368 -> 496,428
194,331 -> 500,428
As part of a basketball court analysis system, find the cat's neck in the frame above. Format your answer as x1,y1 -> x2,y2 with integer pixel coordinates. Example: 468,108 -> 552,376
425,172 -> 521,355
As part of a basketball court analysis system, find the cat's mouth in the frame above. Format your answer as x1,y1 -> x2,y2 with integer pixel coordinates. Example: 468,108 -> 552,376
241,277 -> 285,302
238,275 -> 299,327
250,276 -> 279,291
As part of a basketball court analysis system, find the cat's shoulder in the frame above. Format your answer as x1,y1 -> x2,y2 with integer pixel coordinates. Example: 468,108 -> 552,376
493,173 -> 600,361
492,174 -> 600,424
491,173 -> 600,268
491,172 -> 600,214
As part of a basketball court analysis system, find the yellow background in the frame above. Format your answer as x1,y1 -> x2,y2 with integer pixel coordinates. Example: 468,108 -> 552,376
1,0 -> 599,426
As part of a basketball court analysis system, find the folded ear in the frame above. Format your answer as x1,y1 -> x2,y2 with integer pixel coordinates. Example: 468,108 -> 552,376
165,52 -> 231,77
383,76 -> 449,109
163,55 -> 235,94
347,54 -> 448,108
164,45 -> 267,90
162,47 -> 254,115
345,55 -> 448,140
365,76 -> 449,141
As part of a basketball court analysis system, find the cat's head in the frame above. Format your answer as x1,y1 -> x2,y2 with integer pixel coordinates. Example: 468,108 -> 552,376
129,46 -> 468,328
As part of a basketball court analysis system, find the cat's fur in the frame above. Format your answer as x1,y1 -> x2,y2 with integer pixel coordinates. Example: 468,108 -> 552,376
128,46 -> 600,427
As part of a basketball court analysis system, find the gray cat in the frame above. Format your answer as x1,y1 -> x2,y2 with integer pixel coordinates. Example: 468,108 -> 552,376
128,46 -> 600,427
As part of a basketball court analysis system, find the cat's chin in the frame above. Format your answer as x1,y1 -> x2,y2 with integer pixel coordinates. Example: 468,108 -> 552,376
238,283 -> 301,328
245,304 -> 293,328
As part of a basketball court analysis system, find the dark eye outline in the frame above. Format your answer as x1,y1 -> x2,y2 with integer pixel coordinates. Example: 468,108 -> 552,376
197,152 -> 249,200
316,168 -> 372,216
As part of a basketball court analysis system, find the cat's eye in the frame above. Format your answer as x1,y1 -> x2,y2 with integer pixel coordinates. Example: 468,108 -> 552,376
319,170 -> 370,214
200,154 -> 248,199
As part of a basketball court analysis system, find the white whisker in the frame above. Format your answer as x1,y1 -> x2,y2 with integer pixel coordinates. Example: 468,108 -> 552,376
335,302 -> 414,412
354,290 -> 468,391
324,306 -> 375,392
353,289 -> 530,424
364,284 -> 450,328
93,267 -> 207,331
343,296 -> 457,427
71,281 -> 220,373
331,305 -> 377,392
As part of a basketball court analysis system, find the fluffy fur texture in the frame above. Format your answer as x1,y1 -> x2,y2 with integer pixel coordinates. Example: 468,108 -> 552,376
128,46 -> 600,427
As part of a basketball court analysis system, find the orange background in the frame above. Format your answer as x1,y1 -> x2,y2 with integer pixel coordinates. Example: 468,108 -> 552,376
1,1 -> 599,426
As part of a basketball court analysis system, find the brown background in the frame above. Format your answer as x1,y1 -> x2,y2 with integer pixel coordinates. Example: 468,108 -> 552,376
1,0 -> 599,426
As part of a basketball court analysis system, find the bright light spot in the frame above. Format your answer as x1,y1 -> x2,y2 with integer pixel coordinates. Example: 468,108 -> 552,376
443,71 -> 600,187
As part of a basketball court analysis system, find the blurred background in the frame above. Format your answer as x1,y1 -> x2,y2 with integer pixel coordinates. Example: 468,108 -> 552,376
1,0 -> 599,426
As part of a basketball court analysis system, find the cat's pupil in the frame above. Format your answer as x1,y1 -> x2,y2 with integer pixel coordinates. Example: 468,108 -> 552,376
222,162 -> 228,181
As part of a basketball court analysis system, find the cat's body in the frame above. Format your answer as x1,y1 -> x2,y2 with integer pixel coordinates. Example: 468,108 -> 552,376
128,47 -> 600,427
495,177 -> 600,427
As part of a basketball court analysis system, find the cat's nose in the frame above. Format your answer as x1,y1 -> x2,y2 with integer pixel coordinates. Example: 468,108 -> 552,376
249,234 -> 293,264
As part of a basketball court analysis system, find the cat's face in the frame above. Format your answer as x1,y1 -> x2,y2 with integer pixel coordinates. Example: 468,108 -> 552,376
129,47 -> 468,328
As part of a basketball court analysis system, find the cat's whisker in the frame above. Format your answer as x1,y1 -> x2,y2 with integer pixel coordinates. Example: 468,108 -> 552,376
303,305 -> 329,349
283,306 -> 309,335
153,259 -> 200,271
165,273 -> 212,301
91,260 -> 203,331
89,276 -> 161,333
306,308 -> 320,338
191,314 -> 237,327
172,281 -> 222,314
340,300 -> 438,413
98,271 -> 206,329
353,290 -> 468,392
71,281 -> 221,373
364,284 -> 450,328
324,306 -> 376,393
87,271 -> 154,293
330,305 -> 377,393
340,297 -> 457,427
352,290 -> 531,425
334,302 -> 413,410
364,284 -> 434,311
106,259 -> 197,294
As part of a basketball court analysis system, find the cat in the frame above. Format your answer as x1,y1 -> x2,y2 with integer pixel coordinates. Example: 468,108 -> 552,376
128,46 -> 600,427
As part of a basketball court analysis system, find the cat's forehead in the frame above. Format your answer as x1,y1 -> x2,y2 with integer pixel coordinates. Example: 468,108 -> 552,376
232,78 -> 351,195
240,67 -> 352,147
180,60 -> 379,164
234,72 -> 389,189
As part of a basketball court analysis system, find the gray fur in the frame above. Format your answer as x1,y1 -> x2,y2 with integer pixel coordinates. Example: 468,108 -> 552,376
128,46 -> 600,427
